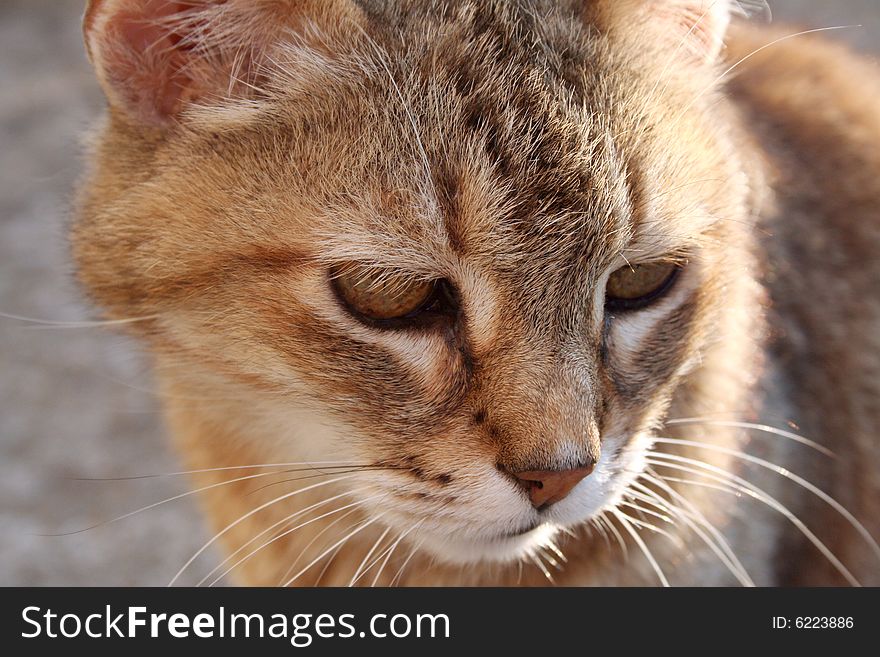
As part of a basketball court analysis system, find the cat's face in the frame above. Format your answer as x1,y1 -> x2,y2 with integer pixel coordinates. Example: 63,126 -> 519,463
77,0 -> 756,564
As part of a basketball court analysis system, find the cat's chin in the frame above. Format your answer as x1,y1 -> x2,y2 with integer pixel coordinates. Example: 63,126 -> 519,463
415,522 -> 563,565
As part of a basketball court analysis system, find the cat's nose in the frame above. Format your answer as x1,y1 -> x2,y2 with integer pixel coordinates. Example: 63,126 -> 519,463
513,464 -> 595,510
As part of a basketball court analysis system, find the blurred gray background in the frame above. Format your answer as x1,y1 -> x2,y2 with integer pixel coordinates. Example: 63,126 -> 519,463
1,1 -> 878,586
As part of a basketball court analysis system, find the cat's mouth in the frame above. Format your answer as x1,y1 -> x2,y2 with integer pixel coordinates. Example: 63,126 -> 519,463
377,433 -> 647,565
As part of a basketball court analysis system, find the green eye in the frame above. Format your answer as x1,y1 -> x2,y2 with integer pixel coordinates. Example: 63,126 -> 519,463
333,266 -> 436,321
605,262 -> 680,311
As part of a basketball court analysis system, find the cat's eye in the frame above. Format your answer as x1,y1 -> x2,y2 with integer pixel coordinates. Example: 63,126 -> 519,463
332,266 -> 444,324
605,261 -> 680,311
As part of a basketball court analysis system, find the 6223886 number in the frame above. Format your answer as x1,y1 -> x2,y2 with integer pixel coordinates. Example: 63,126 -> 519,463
796,617 -> 853,629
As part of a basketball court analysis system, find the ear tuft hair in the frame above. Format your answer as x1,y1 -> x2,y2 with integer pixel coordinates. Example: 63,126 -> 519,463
598,0 -> 744,65
83,0 -> 349,126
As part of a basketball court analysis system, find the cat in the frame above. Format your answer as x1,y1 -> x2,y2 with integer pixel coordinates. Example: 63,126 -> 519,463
73,0 -> 880,586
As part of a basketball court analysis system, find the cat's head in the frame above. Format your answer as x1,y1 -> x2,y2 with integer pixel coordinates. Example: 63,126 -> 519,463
76,0 -> 760,565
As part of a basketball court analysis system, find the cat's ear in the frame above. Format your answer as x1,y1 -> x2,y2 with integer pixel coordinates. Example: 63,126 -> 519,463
597,0 -> 743,64
83,0 -> 347,126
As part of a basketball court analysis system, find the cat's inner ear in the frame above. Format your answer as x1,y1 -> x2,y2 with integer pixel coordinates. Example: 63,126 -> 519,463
83,0 -> 353,126
597,0 -> 737,64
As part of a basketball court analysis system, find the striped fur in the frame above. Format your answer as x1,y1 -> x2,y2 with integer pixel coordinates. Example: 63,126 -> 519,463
73,1 -> 880,585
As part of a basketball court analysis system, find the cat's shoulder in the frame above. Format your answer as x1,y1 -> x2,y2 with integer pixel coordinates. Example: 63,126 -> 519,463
724,23 -> 880,585
726,21 -> 880,272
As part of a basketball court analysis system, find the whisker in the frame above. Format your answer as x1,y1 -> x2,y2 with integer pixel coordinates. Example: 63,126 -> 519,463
541,538 -> 568,564
620,499 -> 675,526
0,310 -> 159,328
283,513 -> 385,587
389,537 -> 424,587
280,506 -> 364,586
611,509 -> 669,587
617,497 -> 686,546
677,25 -> 861,119
169,474 -> 355,586
203,490 -> 372,587
46,469 -> 294,537
652,436 -> 880,561
313,540 -> 347,587
73,461 -> 386,481
632,473 -> 753,586
349,525 -> 393,587
556,525 -> 577,540
598,511 -> 628,560
663,418 -> 834,457
589,516 -> 613,552
369,522 -> 422,588
538,547 -> 562,571
528,552 -> 554,583
211,497 -> 376,587
657,473 -> 744,497
645,453 -> 860,586
202,500 -> 333,586
615,507 -> 683,548
246,466 -> 402,495
353,530 -> 402,587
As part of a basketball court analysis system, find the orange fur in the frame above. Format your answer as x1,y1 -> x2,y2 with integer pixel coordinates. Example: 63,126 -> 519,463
74,1 -> 880,586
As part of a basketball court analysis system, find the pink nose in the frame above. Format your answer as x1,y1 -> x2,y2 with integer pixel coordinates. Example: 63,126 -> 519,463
513,465 -> 595,510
